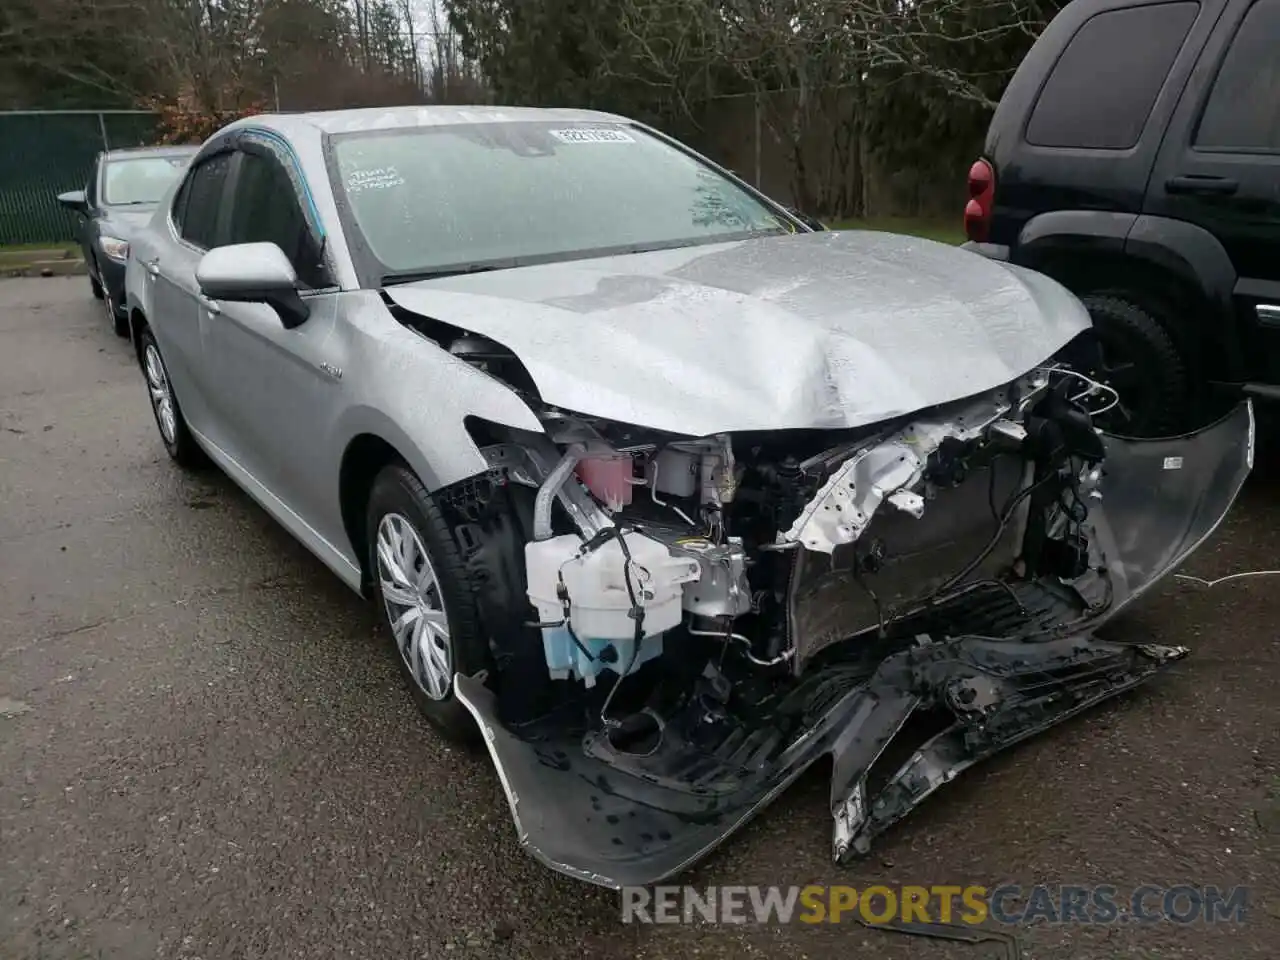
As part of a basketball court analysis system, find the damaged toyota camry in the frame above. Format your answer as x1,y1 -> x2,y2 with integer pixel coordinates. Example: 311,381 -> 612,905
123,106 -> 1253,889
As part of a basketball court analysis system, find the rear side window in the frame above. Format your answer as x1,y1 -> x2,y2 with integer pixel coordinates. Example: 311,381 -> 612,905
1194,0 -> 1280,152
1025,2 -> 1199,150
176,153 -> 232,249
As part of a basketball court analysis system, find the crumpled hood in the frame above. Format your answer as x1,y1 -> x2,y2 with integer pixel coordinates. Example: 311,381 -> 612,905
384,230 -> 1091,435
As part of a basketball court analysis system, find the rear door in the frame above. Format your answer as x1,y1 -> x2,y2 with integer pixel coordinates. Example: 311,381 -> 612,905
1146,0 -> 1280,382
145,150 -> 234,440
201,135 -> 343,535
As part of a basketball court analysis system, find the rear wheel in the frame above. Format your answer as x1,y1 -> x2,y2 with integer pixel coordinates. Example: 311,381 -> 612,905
1075,292 -> 1190,437
138,327 -> 206,468
366,464 -> 489,744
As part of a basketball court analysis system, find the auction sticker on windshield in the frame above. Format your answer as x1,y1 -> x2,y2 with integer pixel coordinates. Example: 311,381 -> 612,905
549,128 -> 635,144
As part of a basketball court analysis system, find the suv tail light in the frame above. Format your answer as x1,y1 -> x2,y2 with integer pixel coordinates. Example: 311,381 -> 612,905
964,158 -> 995,242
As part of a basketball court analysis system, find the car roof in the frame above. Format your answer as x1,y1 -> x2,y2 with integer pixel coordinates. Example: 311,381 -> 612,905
235,104 -> 632,138
103,144 -> 199,160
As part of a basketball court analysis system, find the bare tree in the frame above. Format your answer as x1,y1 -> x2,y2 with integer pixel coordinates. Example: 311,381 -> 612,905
422,0 -> 486,102
604,0 -> 1051,214
0,0 -> 153,103
1,0 -> 439,112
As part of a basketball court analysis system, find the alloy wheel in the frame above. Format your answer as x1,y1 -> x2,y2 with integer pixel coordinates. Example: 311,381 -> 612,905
143,342 -> 177,444
375,512 -> 453,700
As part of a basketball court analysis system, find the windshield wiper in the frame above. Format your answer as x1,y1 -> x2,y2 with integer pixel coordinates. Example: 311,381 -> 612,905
380,263 -> 508,286
378,230 -> 785,287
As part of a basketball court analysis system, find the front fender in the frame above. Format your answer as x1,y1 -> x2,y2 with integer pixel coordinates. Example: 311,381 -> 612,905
333,305 -> 546,492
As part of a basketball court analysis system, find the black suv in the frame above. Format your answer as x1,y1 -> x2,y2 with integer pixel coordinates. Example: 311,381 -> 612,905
965,0 -> 1280,436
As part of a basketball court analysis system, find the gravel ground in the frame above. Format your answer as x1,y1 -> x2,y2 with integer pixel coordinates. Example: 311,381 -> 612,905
1,277 -> 1276,959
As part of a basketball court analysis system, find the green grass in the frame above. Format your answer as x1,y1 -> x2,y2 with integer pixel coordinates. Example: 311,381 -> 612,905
828,216 -> 965,246
0,241 -> 78,256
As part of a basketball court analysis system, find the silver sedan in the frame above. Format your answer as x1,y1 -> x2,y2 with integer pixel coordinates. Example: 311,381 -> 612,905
123,105 -> 1252,889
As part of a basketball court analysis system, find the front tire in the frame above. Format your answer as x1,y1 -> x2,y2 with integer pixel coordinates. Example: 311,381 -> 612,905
366,464 -> 488,744
103,284 -> 129,340
138,327 -> 206,468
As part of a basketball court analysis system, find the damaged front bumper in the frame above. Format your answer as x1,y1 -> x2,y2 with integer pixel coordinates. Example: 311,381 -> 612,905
456,401 -> 1254,889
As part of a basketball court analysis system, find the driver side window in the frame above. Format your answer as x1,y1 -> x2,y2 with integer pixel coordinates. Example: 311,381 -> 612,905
226,150 -> 326,289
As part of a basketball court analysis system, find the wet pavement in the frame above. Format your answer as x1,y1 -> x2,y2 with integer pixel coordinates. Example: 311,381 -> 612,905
1,276 -> 1276,959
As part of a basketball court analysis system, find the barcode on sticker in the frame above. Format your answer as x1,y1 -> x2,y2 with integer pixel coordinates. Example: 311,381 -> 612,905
549,128 -> 635,144
1163,456 -> 1184,470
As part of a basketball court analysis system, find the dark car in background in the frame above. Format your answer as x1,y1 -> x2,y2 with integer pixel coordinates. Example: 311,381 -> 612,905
963,0 -> 1280,436
58,145 -> 197,337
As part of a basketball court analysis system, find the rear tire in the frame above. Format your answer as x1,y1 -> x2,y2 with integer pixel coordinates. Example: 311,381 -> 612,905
137,327 -> 207,469
1076,292 -> 1190,437
366,464 -> 489,745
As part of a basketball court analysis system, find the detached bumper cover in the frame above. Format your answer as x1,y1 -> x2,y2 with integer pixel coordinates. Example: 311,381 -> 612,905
456,401 -> 1253,889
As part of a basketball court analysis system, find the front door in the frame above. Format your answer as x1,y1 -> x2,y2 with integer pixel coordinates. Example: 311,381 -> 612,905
1145,0 -> 1280,383
200,137 -> 346,543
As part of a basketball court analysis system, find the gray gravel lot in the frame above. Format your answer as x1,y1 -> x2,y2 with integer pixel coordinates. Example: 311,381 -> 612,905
1,276 -> 1276,959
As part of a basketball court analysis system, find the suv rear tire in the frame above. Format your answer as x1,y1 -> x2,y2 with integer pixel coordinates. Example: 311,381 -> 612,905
1076,292 -> 1189,437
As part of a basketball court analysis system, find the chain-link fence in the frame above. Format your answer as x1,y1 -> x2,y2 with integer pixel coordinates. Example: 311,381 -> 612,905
0,110 -> 160,246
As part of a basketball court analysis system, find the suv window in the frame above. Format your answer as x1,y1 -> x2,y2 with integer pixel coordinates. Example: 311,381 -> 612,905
176,153 -> 232,249
1025,2 -> 1199,150
1194,0 -> 1280,152
227,150 -> 324,288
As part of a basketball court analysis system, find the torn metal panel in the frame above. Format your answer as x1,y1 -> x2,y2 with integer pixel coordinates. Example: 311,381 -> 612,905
778,379 -> 1044,554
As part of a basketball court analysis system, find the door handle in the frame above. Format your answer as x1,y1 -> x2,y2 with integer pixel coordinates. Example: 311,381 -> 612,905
143,257 -> 160,277
1165,175 -> 1238,196
198,294 -> 221,315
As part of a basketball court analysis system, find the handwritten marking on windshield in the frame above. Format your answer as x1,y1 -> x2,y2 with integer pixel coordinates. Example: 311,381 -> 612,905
346,166 -> 405,192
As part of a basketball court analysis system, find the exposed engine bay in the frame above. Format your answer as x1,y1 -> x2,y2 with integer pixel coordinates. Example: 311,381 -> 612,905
408,317 -> 1254,889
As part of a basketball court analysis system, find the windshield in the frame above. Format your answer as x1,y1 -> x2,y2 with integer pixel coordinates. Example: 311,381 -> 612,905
102,155 -> 190,206
328,121 -> 793,279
